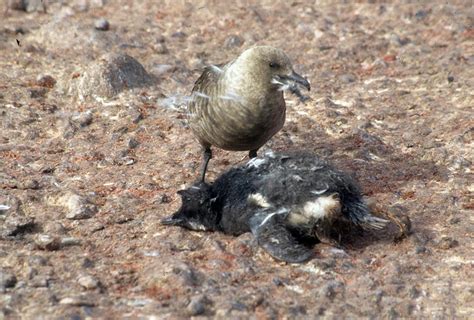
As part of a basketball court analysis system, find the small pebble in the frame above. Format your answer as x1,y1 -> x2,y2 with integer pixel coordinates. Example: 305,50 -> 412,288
0,270 -> 17,289
415,245 -> 427,254
59,296 -> 95,307
63,193 -> 97,220
34,234 -> 61,251
339,73 -> 356,83
437,236 -> 459,249
94,18 -> 110,31
447,75 -> 454,83
127,137 -> 140,149
225,35 -> 244,48
71,111 -> 93,128
61,237 -> 82,247
36,75 -> 56,88
187,295 -> 207,316
78,275 -> 99,290
171,31 -> 187,39
153,42 -> 169,54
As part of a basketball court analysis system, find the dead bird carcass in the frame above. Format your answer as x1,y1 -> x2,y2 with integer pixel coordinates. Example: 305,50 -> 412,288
162,151 -> 388,263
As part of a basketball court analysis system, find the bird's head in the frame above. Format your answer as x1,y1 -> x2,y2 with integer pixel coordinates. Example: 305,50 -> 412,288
234,46 -> 310,94
161,183 -> 219,231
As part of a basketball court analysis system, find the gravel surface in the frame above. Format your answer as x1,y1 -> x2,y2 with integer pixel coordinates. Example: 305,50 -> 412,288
1,0 -> 473,318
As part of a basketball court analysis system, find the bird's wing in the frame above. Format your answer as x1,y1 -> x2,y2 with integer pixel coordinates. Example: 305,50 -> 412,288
249,209 -> 313,263
191,64 -> 225,93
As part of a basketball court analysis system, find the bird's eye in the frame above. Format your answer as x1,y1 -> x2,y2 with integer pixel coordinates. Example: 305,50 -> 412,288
269,62 -> 280,68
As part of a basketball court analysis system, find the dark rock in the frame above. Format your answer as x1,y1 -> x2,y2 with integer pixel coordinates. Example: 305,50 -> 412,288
171,31 -> 187,39
2,216 -> 37,238
127,137 -> 140,149
415,246 -> 427,254
437,237 -> 459,249
447,75 -> 454,83
28,88 -> 47,99
94,18 -> 110,31
158,194 -> 171,204
0,270 -> 17,290
73,53 -> 153,100
7,0 -> 26,11
36,75 -> 56,88
320,280 -> 345,300
187,295 -> 211,316
7,0 -> 45,12
415,9 -> 429,20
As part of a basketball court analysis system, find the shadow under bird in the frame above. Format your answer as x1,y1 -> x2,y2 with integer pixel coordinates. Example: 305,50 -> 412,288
162,152 -> 388,263
188,46 -> 310,182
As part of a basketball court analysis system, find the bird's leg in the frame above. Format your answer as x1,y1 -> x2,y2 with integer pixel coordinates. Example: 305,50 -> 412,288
200,147 -> 212,182
249,149 -> 258,159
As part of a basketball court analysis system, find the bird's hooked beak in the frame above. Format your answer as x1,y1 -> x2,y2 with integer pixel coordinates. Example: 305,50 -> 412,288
273,71 -> 311,91
160,215 -> 183,226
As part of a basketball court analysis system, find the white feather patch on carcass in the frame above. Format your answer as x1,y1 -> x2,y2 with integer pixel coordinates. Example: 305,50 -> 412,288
248,193 -> 271,208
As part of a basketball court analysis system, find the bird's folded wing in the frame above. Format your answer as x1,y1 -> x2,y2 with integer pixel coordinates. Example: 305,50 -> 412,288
249,209 -> 313,263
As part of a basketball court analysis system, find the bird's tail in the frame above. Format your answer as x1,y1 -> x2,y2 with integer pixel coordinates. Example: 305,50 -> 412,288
344,199 -> 389,230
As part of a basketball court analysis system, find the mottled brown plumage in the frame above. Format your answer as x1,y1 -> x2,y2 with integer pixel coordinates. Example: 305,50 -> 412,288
188,46 -> 310,182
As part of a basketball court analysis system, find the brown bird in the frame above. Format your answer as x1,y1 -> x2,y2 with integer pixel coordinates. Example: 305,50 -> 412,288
188,46 -> 310,182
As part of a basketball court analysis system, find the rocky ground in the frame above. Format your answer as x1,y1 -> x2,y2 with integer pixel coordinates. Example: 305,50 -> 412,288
1,0 -> 473,318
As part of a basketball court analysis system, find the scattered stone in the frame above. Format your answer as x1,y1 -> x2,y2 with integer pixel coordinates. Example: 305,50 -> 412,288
437,236 -> 459,249
56,193 -> 97,220
30,276 -> 48,288
171,31 -> 187,39
127,137 -> 140,149
7,0 -> 45,12
18,178 -> 40,190
73,53 -> 153,100
0,270 -> 17,290
339,73 -> 356,83
157,194 -> 171,204
94,18 -> 110,31
415,9 -> 429,20
71,111 -> 93,128
34,234 -> 61,251
2,216 -> 36,238
28,88 -> 48,99
225,35 -> 244,48
43,221 -> 66,235
7,0 -> 25,11
78,275 -> 100,290
59,296 -> 96,307
28,255 -> 48,266
82,258 -> 95,269
415,246 -> 427,254
187,295 -> 209,316
36,75 -> 56,88
448,216 -> 461,224
151,64 -> 175,77
60,237 -> 82,247
153,42 -> 169,54
447,75 -> 454,83
320,280 -> 345,300
389,34 -> 410,46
